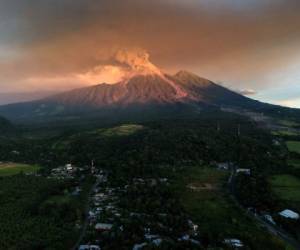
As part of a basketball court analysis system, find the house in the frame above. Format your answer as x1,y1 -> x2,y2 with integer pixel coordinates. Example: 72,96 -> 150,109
236,168 -> 251,175
178,234 -> 190,241
144,234 -> 159,240
188,220 -> 199,234
178,235 -> 201,246
95,223 -> 113,231
224,239 -> 244,248
72,186 -> 82,196
132,242 -> 147,250
279,209 -> 300,220
89,211 -> 96,219
159,178 -> 168,183
79,245 -> 101,250
217,163 -> 229,170
66,164 -> 73,171
152,238 -> 162,246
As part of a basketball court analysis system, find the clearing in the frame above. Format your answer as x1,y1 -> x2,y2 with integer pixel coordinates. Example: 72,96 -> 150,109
269,175 -> 300,203
95,124 -> 145,137
0,162 -> 40,176
286,141 -> 300,154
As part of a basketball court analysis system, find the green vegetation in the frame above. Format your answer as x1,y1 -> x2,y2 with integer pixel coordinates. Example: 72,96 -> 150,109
270,174 -> 300,243
279,120 -> 299,127
95,124 -> 145,137
0,162 -> 40,176
272,130 -> 299,136
0,175 -> 79,249
270,175 -> 300,202
286,141 -> 300,154
0,112 -> 295,248
288,159 -> 300,169
171,166 -> 285,249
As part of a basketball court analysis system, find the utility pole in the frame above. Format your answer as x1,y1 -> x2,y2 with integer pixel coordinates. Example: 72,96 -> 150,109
237,124 -> 241,137
91,159 -> 95,174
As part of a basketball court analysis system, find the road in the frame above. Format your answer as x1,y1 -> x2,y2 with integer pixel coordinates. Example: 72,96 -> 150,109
71,177 -> 100,250
228,166 -> 300,250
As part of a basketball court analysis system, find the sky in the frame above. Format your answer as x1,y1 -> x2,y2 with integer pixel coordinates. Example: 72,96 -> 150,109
0,0 -> 300,107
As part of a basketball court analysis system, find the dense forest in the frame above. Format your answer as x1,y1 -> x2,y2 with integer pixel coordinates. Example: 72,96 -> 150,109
0,175 -> 79,249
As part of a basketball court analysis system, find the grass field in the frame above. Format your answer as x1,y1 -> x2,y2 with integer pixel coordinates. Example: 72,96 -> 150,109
278,120 -> 299,127
272,130 -> 299,136
270,175 -> 300,203
286,141 -> 300,154
0,162 -> 40,176
288,159 -> 300,169
52,124 -> 145,150
95,124 -> 145,137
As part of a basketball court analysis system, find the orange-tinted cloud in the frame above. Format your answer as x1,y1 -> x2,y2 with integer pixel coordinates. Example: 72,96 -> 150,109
0,0 -> 300,96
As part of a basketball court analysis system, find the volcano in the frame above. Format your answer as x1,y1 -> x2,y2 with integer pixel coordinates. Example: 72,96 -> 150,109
0,50 -> 297,123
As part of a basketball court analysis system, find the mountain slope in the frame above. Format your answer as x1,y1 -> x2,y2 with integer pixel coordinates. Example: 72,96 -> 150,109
0,65 -> 299,123
174,70 -> 264,108
46,73 -> 188,107
0,116 -> 14,134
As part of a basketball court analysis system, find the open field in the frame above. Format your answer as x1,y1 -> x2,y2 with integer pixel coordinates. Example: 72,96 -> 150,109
52,124 -> 145,150
288,159 -> 300,169
278,120 -> 300,128
286,141 -> 300,154
0,162 -> 40,176
272,130 -> 299,136
270,175 -> 300,202
94,124 -> 145,137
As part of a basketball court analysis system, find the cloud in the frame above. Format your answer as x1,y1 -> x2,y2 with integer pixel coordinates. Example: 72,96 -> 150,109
237,89 -> 257,96
77,65 -> 125,85
0,0 -> 300,103
12,48 -> 163,91
77,48 -> 163,85
276,98 -> 300,108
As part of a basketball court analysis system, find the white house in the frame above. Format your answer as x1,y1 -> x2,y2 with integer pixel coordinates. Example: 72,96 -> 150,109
66,163 -> 73,171
132,242 -> 147,250
79,245 -> 101,250
224,239 -> 244,248
152,238 -> 162,246
95,223 -> 113,231
279,209 -> 299,220
236,168 -> 251,175
217,162 -> 229,170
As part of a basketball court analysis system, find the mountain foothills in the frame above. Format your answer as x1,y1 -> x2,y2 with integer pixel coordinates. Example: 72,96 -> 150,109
0,52 -> 299,123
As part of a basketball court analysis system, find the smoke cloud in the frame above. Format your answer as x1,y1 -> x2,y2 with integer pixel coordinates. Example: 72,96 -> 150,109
0,0 -> 300,107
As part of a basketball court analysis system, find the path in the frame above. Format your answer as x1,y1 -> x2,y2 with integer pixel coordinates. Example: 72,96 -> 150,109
71,177 -> 100,250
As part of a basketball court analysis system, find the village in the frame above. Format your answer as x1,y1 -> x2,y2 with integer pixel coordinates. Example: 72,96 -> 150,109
43,160 -> 300,250
79,171 -> 202,249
